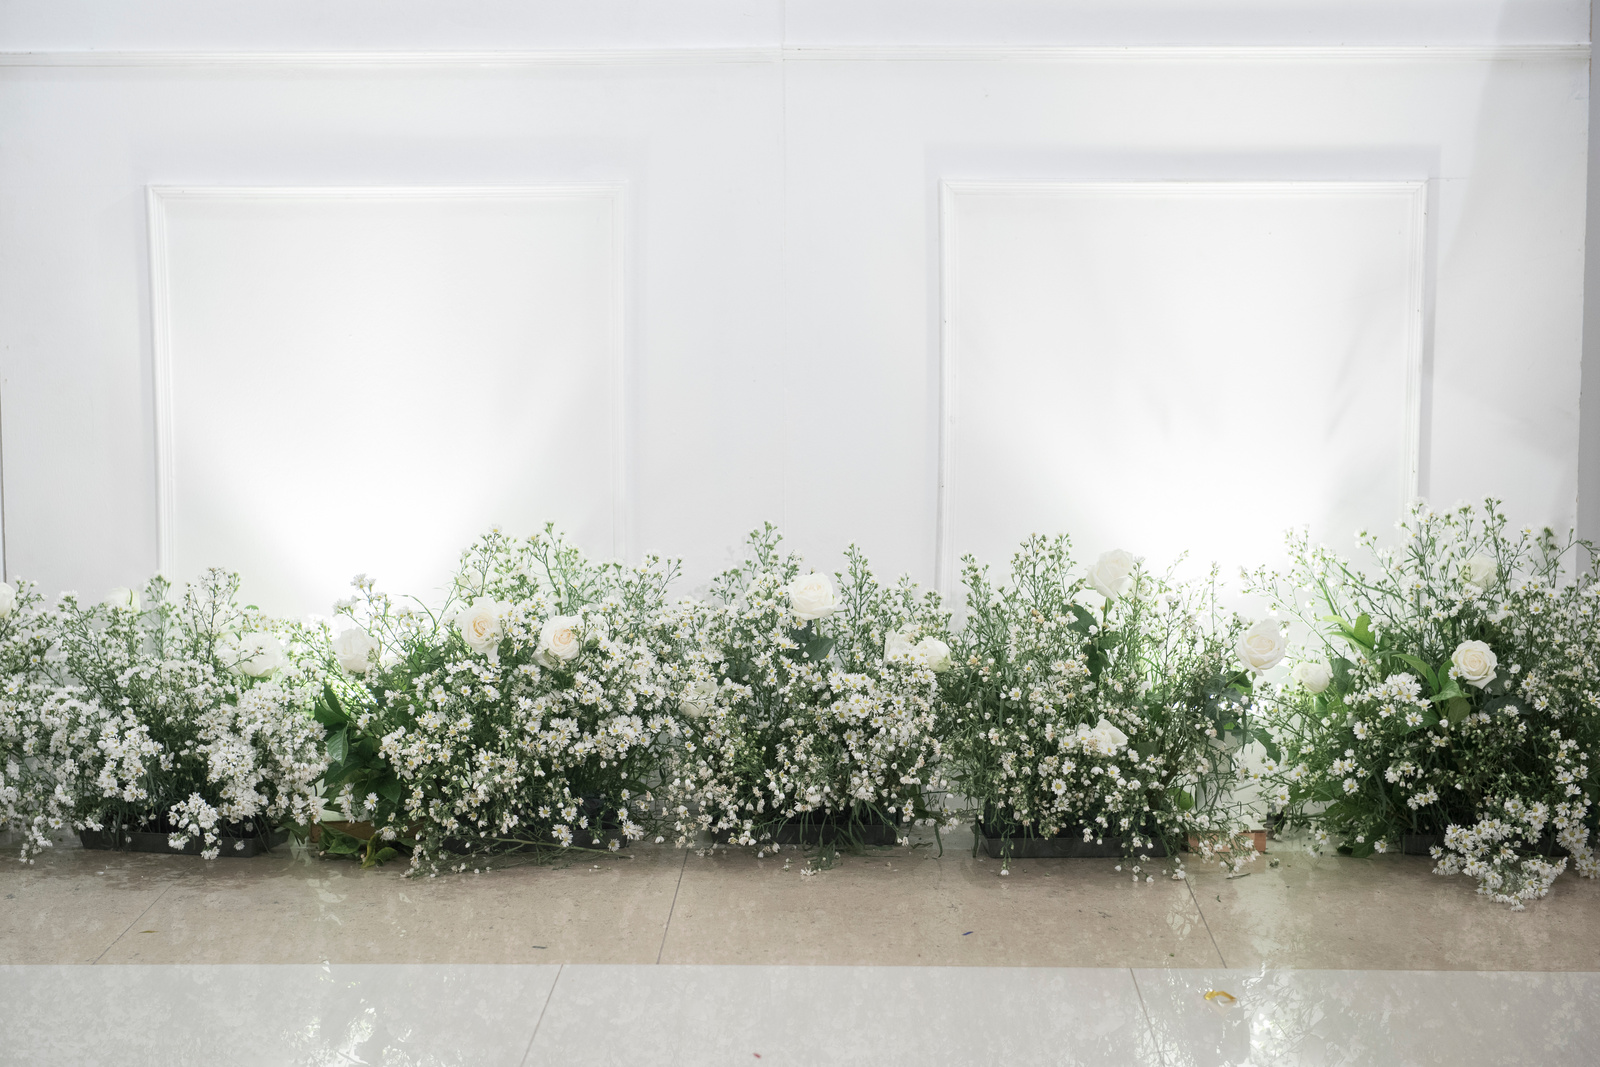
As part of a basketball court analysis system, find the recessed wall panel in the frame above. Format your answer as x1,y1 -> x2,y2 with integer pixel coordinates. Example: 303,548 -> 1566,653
151,186 -> 623,617
940,181 -> 1424,590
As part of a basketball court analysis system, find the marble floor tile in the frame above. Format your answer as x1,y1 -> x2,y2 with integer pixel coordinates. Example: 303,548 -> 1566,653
0,849 -> 179,963
527,964 -> 1160,1066
0,963 -> 558,1067
1185,853 -> 1600,970
72,845 -> 684,965
659,846 -> 1222,966
1132,966 -> 1600,1066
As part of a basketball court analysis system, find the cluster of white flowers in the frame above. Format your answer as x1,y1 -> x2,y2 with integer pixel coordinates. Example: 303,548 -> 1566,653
1248,500 -> 1600,906
661,529 -> 947,853
318,527 -> 680,874
940,537 -> 1263,866
0,580 -> 99,860
15,503 -> 1594,908
0,570 -> 329,863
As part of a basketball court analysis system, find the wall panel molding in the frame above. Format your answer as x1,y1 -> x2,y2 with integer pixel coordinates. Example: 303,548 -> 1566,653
148,184 -> 627,612
937,179 -> 1428,593
0,44 -> 1587,68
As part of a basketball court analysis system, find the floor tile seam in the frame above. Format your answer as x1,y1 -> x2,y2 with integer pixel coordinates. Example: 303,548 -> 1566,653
91,880 -> 175,965
518,962 -> 563,1066
1182,873 -> 1228,968
1126,967 -> 1171,1067
654,847 -> 689,965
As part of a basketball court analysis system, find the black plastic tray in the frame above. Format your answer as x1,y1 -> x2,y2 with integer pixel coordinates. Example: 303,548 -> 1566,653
714,817 -> 900,847
80,828 -> 288,857
979,829 -> 1167,859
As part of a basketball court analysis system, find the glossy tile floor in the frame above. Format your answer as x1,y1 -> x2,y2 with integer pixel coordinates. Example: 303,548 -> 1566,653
4,833 -> 1598,1064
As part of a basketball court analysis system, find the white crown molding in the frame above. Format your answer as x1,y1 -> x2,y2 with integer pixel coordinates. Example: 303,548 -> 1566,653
146,183 -> 631,571
936,179 -> 1428,596
0,48 -> 779,67
0,43 -> 1587,67
783,44 -> 1590,62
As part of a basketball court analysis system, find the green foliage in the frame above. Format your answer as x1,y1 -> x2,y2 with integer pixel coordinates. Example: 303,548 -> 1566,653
941,536 -> 1257,860
1248,500 -> 1600,905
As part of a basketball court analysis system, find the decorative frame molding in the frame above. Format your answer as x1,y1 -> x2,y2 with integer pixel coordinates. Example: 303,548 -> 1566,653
146,183 -> 629,571
936,179 -> 1429,594
1,44 -> 1588,68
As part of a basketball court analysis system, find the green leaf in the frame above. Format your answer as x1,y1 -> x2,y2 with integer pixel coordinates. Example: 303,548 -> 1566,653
1084,648 -> 1109,682
1348,840 -> 1375,859
1325,613 -> 1375,652
1392,654 -> 1438,693
319,826 -> 363,856
327,727 -> 348,765
1066,604 -> 1096,635
1331,657 -> 1356,691
312,684 -> 348,728
376,775 -> 404,804
1260,736 -> 1283,765
804,634 -> 836,663
1177,790 -> 1195,811
1431,681 -> 1464,705
1446,697 -> 1472,725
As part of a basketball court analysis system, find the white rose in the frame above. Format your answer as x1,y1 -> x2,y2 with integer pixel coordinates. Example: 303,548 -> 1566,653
1088,549 -> 1138,599
104,587 -> 140,611
884,628 -> 917,662
1462,555 -> 1498,590
455,596 -> 509,658
538,615 -> 584,666
1237,618 -> 1287,674
1289,661 -> 1332,694
913,636 -> 953,673
237,633 -> 286,678
331,626 -> 377,675
786,573 -> 837,622
1451,640 -> 1498,689
0,582 -> 14,619
681,678 -> 718,718
1079,717 -> 1128,755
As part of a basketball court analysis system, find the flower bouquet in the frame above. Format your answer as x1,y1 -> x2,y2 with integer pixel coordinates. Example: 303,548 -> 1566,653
662,526 -> 948,854
42,571 -> 326,859
941,536 -> 1264,870
312,526 -> 682,874
0,578 -> 91,861
1248,501 -> 1600,906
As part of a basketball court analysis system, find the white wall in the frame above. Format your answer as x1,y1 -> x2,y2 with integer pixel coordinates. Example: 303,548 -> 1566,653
0,1 -> 1590,614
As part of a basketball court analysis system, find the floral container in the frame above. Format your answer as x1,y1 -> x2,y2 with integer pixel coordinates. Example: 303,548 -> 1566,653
1403,831 -> 1568,859
713,810 -> 900,848
1401,833 -> 1443,856
980,821 -> 1169,859
773,812 -> 898,847
80,826 -> 287,857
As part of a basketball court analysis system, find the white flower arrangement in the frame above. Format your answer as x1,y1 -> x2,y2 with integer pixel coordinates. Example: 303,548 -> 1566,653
942,536 -> 1261,868
8,501 -> 1596,910
661,527 -> 947,853
313,526 -> 681,874
1247,501 -> 1600,907
0,579 -> 89,861
9,570 -> 329,861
